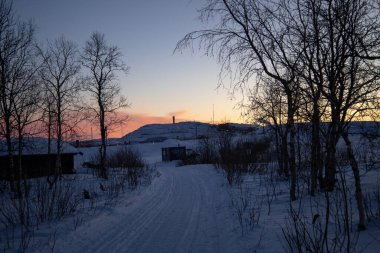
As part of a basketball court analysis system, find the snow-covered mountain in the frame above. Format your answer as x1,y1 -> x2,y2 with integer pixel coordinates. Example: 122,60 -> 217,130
122,122 -> 219,143
122,121 -> 259,144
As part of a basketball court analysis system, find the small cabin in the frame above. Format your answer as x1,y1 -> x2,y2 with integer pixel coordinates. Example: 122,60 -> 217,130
161,146 -> 186,161
0,138 -> 79,179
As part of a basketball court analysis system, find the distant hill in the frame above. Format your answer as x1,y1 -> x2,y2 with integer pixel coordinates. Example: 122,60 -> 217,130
122,122 -> 217,143
77,121 -> 379,146
122,121 -> 257,143
345,121 -> 380,136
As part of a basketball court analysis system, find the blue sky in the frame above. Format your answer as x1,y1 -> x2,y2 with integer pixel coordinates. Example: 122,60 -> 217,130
13,0 -> 243,135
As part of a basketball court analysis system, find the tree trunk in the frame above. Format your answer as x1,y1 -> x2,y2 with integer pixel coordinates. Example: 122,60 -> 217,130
310,103 -> 322,196
273,125 -> 285,176
46,108 -> 53,188
281,131 -> 290,177
48,97 -> 62,189
289,121 -> 297,201
5,128 -> 15,191
324,109 -> 339,191
342,131 -> 366,231
287,96 -> 297,201
56,99 -> 62,178
99,103 -> 108,179
16,132 -> 23,199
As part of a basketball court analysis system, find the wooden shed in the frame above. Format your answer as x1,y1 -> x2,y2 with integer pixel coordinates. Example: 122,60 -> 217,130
161,146 -> 186,161
0,138 -> 79,179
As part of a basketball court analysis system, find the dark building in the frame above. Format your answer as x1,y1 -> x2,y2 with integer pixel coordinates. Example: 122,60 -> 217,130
0,138 -> 79,178
162,146 -> 186,161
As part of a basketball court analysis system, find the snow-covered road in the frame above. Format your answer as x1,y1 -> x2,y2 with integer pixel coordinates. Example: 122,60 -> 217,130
48,164 -> 246,253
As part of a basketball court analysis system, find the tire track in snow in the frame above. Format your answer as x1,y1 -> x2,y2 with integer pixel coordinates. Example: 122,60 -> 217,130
57,165 -> 237,253
91,172 -> 176,253
120,171 -> 182,253
132,168 -> 202,253
174,175 -> 203,253
69,171 -> 176,253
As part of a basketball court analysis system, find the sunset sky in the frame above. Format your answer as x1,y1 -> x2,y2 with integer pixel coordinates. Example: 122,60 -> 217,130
13,0 -> 245,137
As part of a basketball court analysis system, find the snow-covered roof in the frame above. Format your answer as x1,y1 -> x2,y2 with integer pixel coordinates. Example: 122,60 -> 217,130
0,137 -> 78,156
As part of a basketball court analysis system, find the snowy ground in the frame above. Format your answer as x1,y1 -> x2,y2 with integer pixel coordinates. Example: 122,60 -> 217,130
2,128 -> 380,252
35,163 -> 252,253
27,136 -> 256,252
0,138 -> 256,253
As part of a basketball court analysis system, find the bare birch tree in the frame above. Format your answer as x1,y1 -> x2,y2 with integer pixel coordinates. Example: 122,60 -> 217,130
37,36 -> 81,188
288,0 -> 380,230
0,0 -> 36,191
247,78 -> 290,177
177,0 -> 301,200
81,32 -> 129,179
178,1 -> 380,227
12,69 -> 41,197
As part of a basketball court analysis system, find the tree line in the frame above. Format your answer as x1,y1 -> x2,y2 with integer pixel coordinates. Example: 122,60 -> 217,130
0,1 -> 129,195
177,0 -> 380,230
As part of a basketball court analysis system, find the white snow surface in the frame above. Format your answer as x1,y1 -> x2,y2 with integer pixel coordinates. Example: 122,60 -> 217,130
2,122 -> 380,253
122,122 -> 219,143
122,121 -> 259,144
22,138 -> 255,253
0,137 -> 78,156
30,135 -> 379,253
39,164 -> 248,253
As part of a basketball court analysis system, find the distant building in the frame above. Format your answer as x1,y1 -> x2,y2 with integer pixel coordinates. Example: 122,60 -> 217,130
0,138 -> 79,178
161,146 -> 186,161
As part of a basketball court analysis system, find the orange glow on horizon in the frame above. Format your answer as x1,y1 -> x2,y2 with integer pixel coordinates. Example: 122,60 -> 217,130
79,111 -> 196,139
74,106 -> 246,140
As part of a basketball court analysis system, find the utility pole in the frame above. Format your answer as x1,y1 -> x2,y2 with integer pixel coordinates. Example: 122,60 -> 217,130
212,104 -> 215,124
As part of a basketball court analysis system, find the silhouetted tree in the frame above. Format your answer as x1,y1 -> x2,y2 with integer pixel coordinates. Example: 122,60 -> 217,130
81,32 -> 129,179
178,1 -> 380,227
177,0 -> 301,200
0,0 -> 36,192
247,78 -> 289,177
290,0 -> 380,230
37,36 -> 82,188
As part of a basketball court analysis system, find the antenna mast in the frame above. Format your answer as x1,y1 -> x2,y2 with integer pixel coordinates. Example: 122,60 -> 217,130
212,104 -> 215,124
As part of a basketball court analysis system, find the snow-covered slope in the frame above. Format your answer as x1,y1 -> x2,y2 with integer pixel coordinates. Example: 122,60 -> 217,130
122,121 -> 259,144
41,164 -> 248,253
123,122 -> 219,143
1,121 -> 380,253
